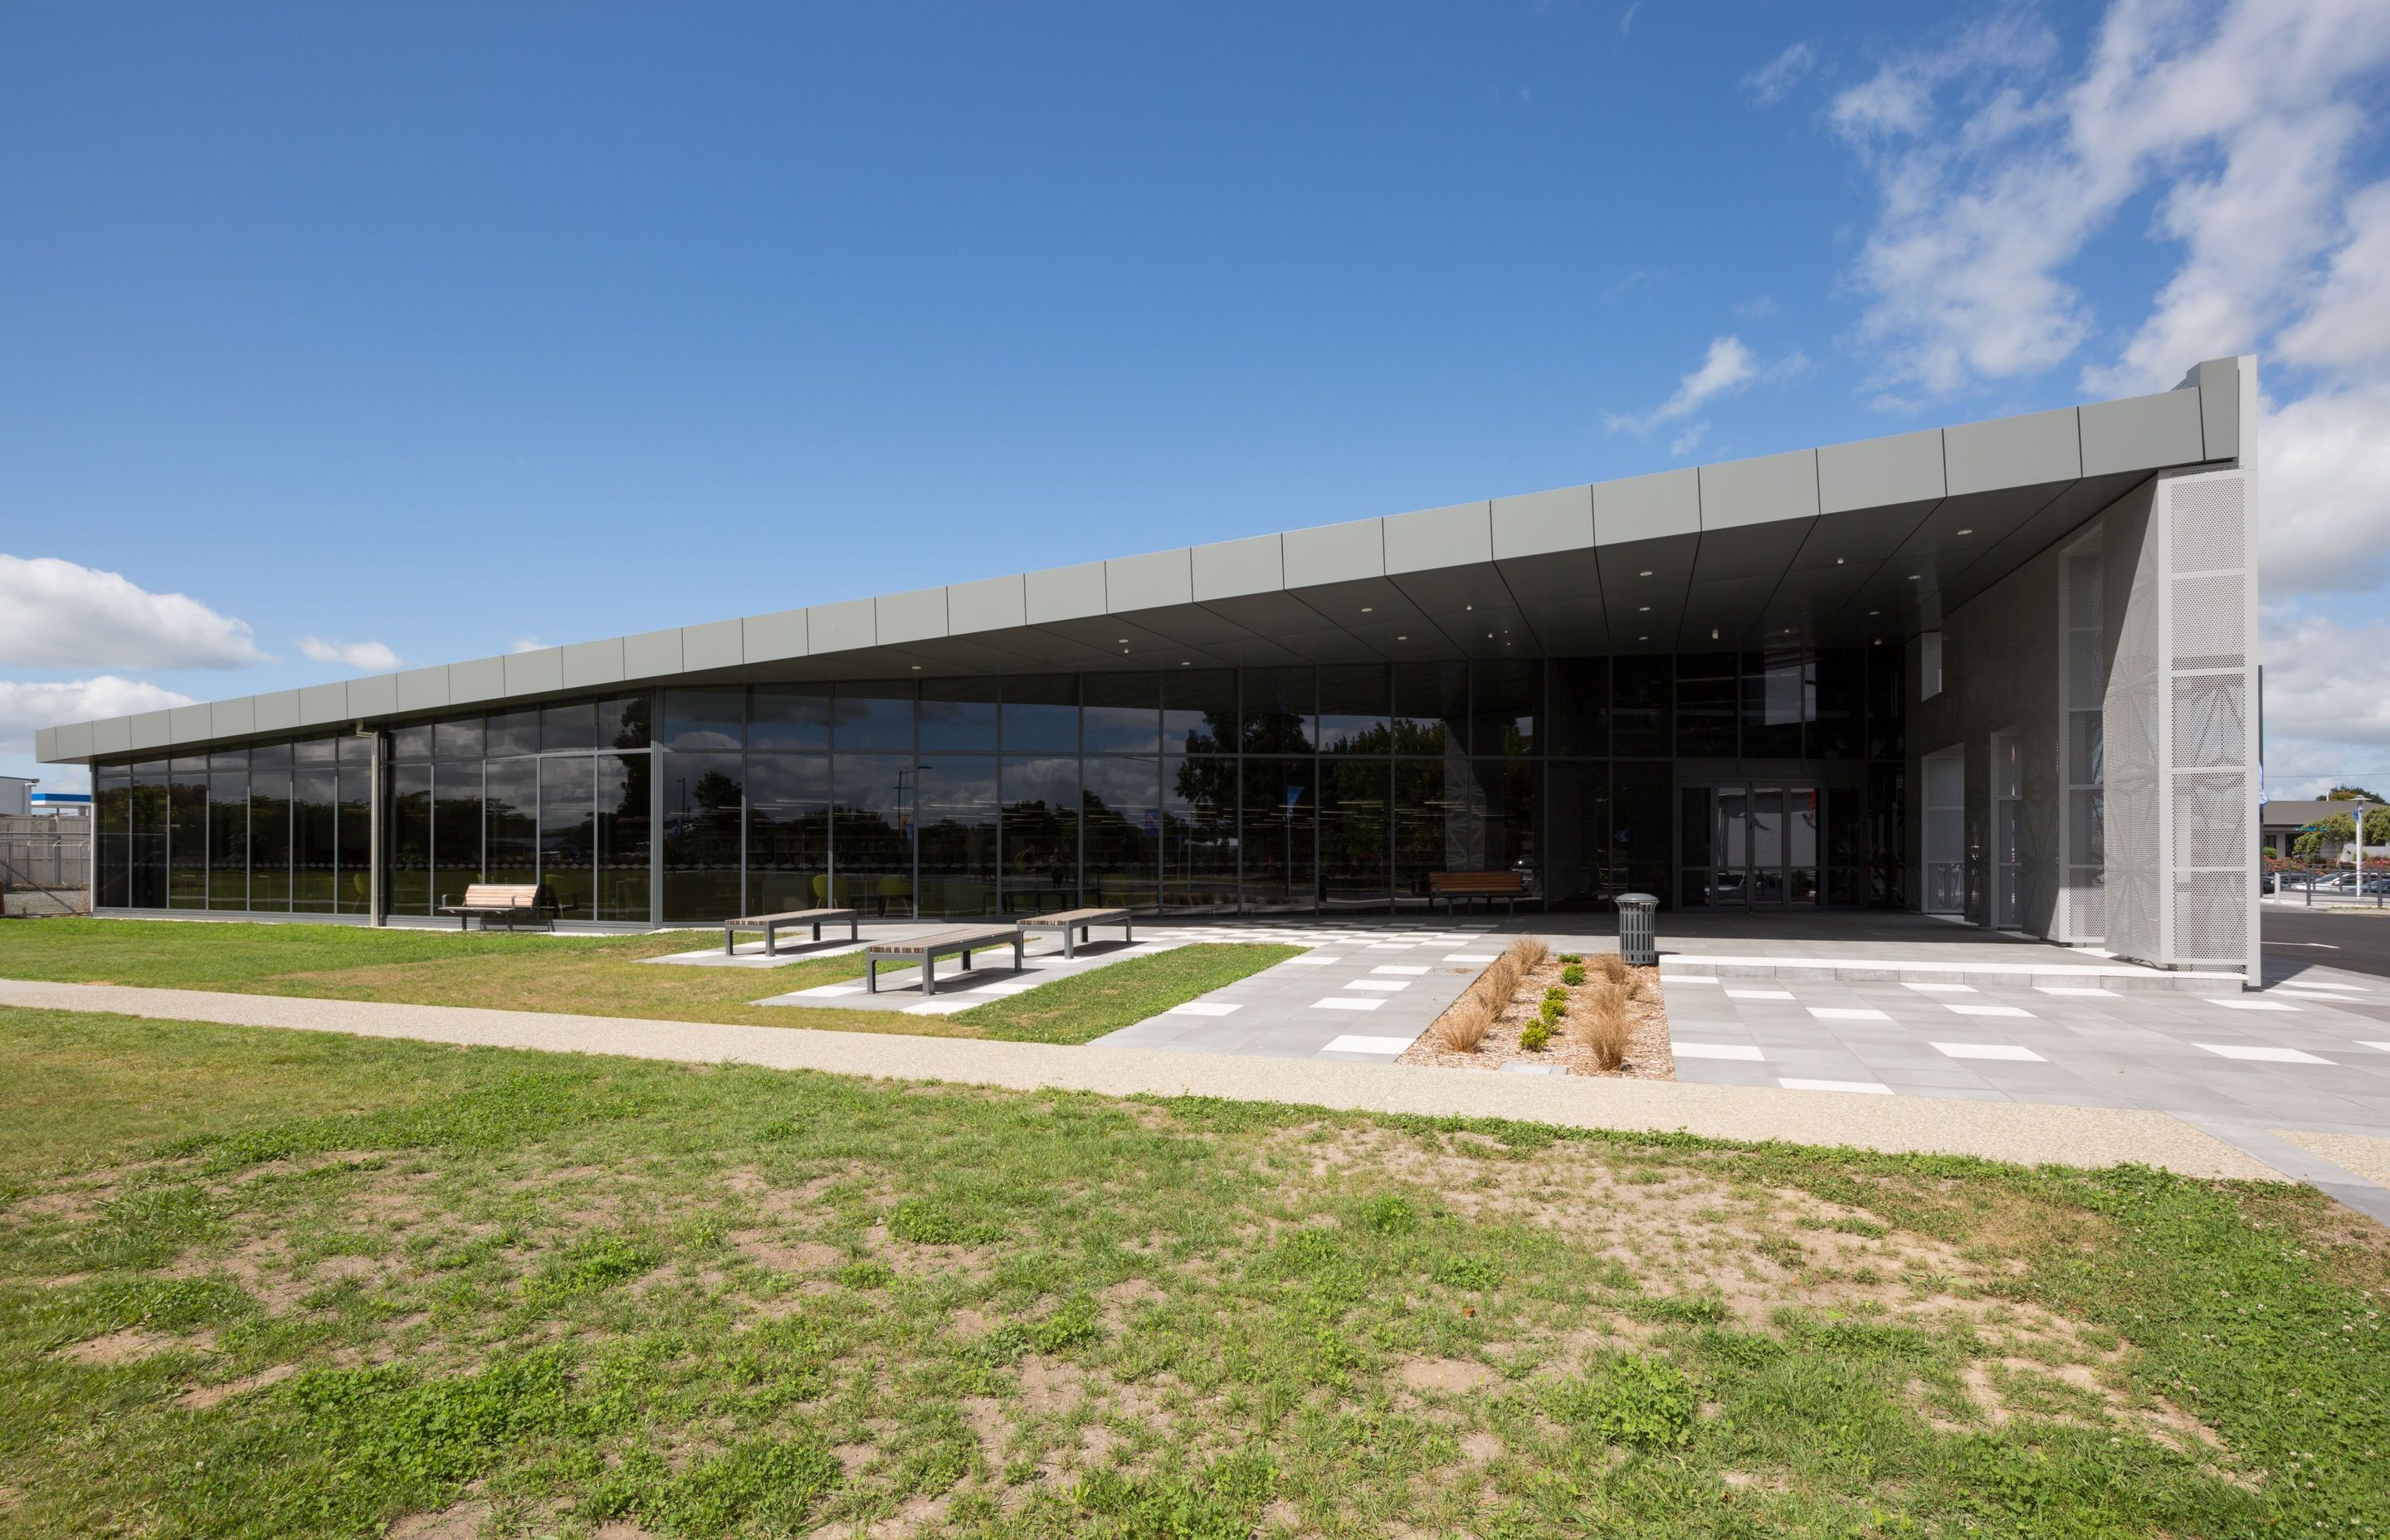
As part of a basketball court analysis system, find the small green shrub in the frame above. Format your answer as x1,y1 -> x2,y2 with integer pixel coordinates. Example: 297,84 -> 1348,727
1558,953 -> 1583,964
887,1198 -> 997,1246
1359,1194 -> 1418,1235
1539,997 -> 1565,1026
1543,985 -> 1567,1003
1432,1252 -> 1503,1289
1561,963 -> 1587,986
1557,1352 -> 1697,1448
1519,1021 -> 1552,1052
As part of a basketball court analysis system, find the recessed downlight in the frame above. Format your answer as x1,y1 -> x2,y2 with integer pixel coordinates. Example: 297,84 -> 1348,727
1360,607 -> 1373,613
1955,527 -> 1973,536
1639,569 -> 1654,578
1638,605 -> 1651,612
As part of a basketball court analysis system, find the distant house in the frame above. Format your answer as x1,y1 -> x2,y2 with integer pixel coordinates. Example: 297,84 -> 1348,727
2262,798 -> 2372,859
0,775 -> 32,817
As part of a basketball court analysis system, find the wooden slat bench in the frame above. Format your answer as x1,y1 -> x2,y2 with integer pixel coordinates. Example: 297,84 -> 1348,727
438,882 -> 562,932
1019,906 -> 1132,958
721,907 -> 859,957
865,924 -> 1024,996
1428,870 -> 1527,916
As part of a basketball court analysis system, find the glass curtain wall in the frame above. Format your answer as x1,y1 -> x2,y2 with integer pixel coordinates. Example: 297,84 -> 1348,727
85,646 -> 1910,921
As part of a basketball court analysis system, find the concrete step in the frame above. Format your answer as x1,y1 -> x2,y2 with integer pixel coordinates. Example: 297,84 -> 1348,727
1656,952 -> 2247,995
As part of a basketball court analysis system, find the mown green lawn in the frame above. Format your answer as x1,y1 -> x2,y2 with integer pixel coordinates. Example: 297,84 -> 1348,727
2,1006 -> 2383,1538
0,919 -> 1290,1041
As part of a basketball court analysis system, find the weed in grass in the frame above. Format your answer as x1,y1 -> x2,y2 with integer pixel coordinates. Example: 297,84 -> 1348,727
887,1197 -> 1000,1246
1554,1351 -> 1698,1448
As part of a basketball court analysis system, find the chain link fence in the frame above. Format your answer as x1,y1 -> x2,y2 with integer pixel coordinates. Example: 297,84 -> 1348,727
1,815 -> 88,916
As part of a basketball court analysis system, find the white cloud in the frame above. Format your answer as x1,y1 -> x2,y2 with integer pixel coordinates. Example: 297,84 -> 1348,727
1606,337 -> 1807,437
510,637 -> 549,654
1744,43 -> 1817,107
2254,380 -> 2390,594
1618,2 -> 1640,39
0,676 -> 194,758
298,636 -> 402,672
0,555 -> 263,670
1828,0 -> 2390,399
2256,605 -> 2390,795
1669,422 -> 1710,458
1734,294 -> 1780,319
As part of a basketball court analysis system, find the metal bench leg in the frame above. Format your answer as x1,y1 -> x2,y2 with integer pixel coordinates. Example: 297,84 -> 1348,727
1065,926 -> 1076,959
924,954 -> 939,996
867,957 -> 878,993
848,918 -> 859,942
1014,938 -> 1023,971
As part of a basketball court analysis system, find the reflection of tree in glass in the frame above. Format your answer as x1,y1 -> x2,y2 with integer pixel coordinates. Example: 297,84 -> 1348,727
692,769 -> 742,811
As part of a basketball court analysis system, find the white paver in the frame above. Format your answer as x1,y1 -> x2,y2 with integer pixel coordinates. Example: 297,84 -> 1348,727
2211,998 -> 2300,1012
1726,988 -> 1794,1000
1934,1042 -> 2047,1062
902,999 -> 976,1016
1443,953 -> 1496,962
2196,1043 -> 2333,1064
1285,956 -> 1341,967
1673,1042 -> 1765,1061
1344,980 -> 1409,993
1319,1035 -> 1414,1056
794,984 -> 866,997
1809,1007 -> 1891,1021
1948,1003 -> 2034,1018
1904,982 -> 1974,993
1779,1077 -> 1894,1095
2036,986 -> 2117,997
1372,965 -> 1430,976
1168,1001 -> 1241,1018
1314,997 -> 1385,1012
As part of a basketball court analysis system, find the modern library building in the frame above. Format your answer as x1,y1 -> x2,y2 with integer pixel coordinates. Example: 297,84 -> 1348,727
36,357 -> 2261,976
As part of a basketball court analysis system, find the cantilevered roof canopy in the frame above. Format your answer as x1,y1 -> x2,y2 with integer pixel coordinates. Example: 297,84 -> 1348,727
33,359 -> 2245,766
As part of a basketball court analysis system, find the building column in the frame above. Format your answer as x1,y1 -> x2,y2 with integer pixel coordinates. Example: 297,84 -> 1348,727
366,727 -> 386,928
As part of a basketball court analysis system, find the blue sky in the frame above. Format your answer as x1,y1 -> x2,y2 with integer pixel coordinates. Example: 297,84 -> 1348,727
5,2 -> 2389,792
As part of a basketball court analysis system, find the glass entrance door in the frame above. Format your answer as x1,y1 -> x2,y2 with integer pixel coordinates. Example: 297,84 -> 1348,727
1681,783 -> 1821,909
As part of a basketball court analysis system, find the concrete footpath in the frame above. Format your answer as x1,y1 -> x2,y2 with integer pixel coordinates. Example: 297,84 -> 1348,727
0,977 -> 2283,1181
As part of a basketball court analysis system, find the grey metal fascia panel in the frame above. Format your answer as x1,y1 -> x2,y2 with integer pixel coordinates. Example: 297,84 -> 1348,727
1105,548 -> 1194,612
61,721 -> 95,760
1384,501 -> 1493,573
876,586 -> 949,646
395,666 -> 451,713
1024,562 -> 1108,623
449,656 -> 507,705
296,684 -> 349,729
2193,358 -> 2240,460
211,696 -> 256,739
1594,467 -> 1700,544
128,709 -> 173,751
1490,486 -> 1593,560
251,692 -> 299,736
169,704 -> 212,743
1944,406 -> 2080,495
504,647 -> 565,697
2080,388 -> 2207,476
625,627 -> 688,680
1282,518 -> 1384,588
1190,534 -> 1283,601
1700,448 -> 1821,530
1817,429 -> 1944,514
808,597 -> 876,655
678,619 -> 741,672
743,608 -> 808,663
349,673 -> 399,719
947,574 -> 1027,636
562,637 -> 627,690
34,726 -> 56,762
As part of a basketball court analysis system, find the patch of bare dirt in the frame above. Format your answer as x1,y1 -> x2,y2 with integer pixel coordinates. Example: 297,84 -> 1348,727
1400,951 -> 1674,1079
1458,1430 -> 1503,1463
57,1328 -> 190,1365
729,1231 -> 841,1274
388,1501 -> 492,1539
1397,1357 -> 1495,1395
177,1362 -> 298,1411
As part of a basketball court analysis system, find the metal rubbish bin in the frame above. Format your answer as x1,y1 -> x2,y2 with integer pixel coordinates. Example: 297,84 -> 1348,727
1616,892 -> 1658,967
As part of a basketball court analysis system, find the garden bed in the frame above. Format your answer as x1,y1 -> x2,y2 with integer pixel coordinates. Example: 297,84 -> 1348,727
1399,938 -> 1675,1079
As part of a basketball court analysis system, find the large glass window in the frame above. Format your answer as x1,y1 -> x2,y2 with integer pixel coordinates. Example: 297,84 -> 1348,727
1610,759 -> 1672,901
1002,676 -> 1079,753
1471,660 -> 1539,758
1083,675 -> 1160,754
293,765 -> 336,913
334,758 -> 372,914
432,763 -> 483,909
1002,756 -> 1079,914
833,682 -> 915,753
388,765 -> 432,915
1241,668 -> 1314,753
207,764 -> 248,911
746,755 -> 829,916
540,756 -> 597,919
95,767 -> 131,909
1394,663 -> 1467,755
598,752 -> 652,922
602,695 -> 652,751
918,756 -> 999,918
1394,759 -> 1476,907
1675,653 -> 1738,758
1742,650 -> 1810,759
132,760 -> 168,909
249,767 -> 291,912
1240,758 -> 1315,912
1163,755 -> 1236,912
1612,655 -> 1671,757
1545,762 -> 1610,909
661,753 -> 742,920
434,717 -> 485,760
1479,760 -> 1540,894
831,753 -> 914,915
1083,757 -> 1160,909
750,686 -> 829,751
542,700 -> 598,753
1814,650 -> 1864,760
919,680 -> 998,753
1549,657 -> 1607,757
485,759 -> 538,888
487,709 -> 539,758
663,689 -> 744,753
1319,757 -> 1390,909
168,758 -> 207,909
1164,671 -> 1236,754
1317,665 -> 1390,756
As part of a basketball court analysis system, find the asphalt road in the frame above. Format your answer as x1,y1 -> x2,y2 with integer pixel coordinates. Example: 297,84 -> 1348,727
2262,902 -> 2390,980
